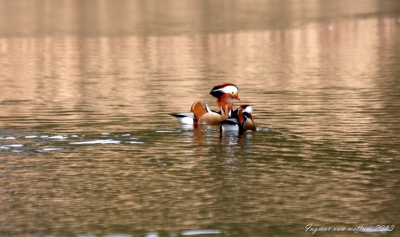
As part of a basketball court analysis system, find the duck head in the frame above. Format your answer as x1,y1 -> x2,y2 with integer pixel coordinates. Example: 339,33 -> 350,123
237,105 -> 256,132
210,83 -> 241,101
210,83 -> 241,119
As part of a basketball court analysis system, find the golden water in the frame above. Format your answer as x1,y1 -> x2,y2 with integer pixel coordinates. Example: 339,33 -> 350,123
1,1 -> 400,236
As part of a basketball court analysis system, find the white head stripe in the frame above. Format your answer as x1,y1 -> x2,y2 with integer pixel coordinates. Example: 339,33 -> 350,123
243,106 -> 253,113
216,85 -> 238,94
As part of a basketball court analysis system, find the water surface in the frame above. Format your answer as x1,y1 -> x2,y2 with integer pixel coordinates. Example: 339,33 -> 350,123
1,1 -> 400,237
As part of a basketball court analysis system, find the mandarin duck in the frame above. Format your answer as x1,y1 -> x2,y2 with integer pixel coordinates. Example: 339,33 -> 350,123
171,83 -> 242,125
220,105 -> 256,134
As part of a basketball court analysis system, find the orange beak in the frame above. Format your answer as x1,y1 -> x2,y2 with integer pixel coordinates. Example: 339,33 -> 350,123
235,95 -> 242,101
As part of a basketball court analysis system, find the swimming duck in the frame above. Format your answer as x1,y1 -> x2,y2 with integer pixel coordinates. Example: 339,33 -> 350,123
170,101 -> 219,125
220,105 -> 256,134
171,83 -> 242,125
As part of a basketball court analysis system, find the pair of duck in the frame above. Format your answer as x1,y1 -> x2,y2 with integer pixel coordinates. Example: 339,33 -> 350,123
171,83 -> 256,134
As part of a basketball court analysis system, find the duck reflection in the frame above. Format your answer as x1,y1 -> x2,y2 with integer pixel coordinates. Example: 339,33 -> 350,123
217,131 -> 255,164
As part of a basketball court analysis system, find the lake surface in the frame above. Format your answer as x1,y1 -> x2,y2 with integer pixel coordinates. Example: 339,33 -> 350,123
1,1 -> 400,236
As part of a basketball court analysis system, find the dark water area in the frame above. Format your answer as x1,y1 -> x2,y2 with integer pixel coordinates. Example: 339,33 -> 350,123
1,1 -> 400,237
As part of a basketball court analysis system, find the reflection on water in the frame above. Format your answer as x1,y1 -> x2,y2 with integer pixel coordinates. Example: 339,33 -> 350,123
1,0 -> 400,237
